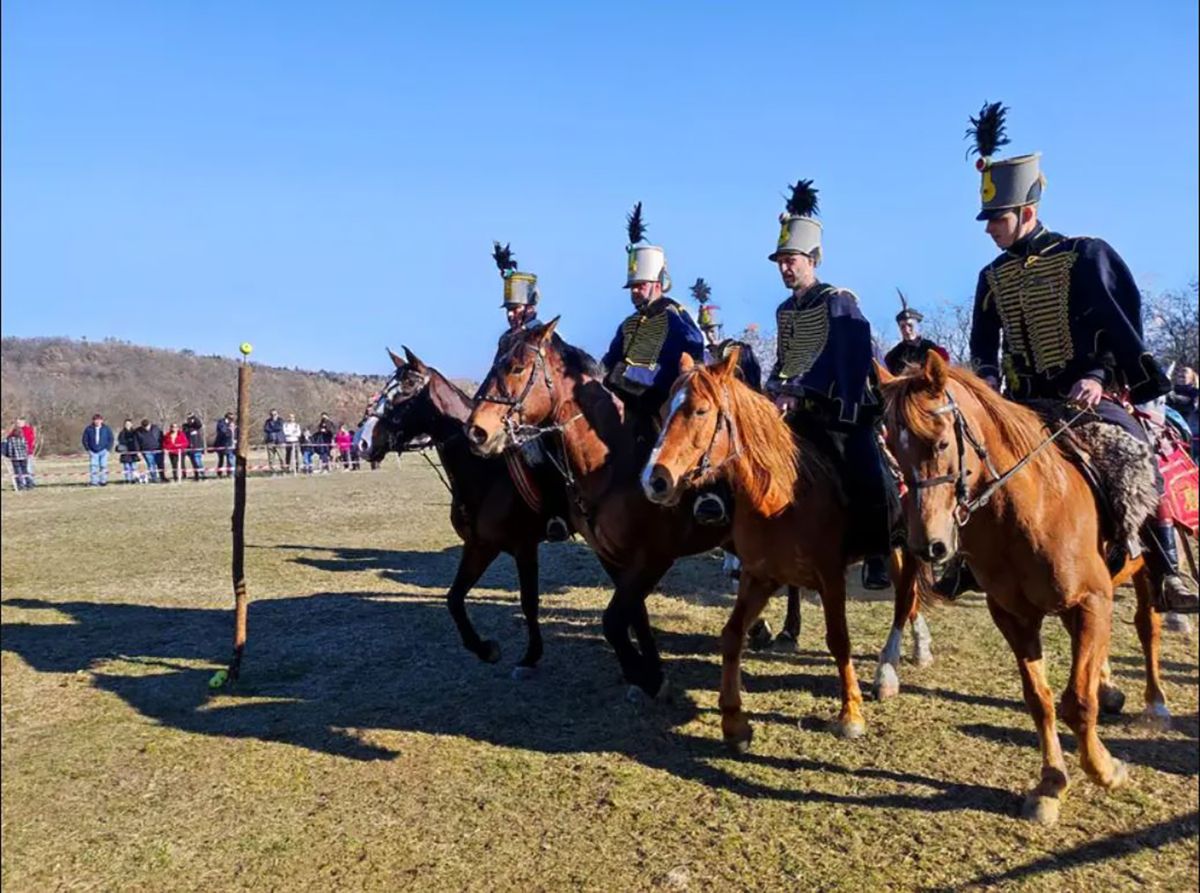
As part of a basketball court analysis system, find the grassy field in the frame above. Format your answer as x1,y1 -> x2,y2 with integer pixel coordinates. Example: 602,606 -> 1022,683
2,456 -> 1197,891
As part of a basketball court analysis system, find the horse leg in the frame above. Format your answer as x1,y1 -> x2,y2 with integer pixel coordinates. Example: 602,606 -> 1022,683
512,543 -> 542,679
446,539 -> 503,663
985,596 -> 1069,825
1097,657 -> 1126,715
907,560 -> 934,668
778,585 -> 802,650
719,573 -> 775,753
874,549 -> 922,700
1058,592 -> 1129,793
819,575 -> 865,738
1133,569 -> 1171,729
628,594 -> 669,699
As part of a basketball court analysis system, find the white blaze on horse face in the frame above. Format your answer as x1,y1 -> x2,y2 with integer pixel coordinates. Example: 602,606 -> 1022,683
358,417 -> 378,455
641,384 -> 690,493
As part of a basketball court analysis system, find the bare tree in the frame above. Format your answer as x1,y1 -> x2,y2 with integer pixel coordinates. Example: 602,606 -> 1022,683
919,299 -> 975,366
1143,280 -> 1199,372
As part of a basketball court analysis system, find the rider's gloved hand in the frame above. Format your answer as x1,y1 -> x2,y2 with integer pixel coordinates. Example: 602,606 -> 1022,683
1068,377 -> 1104,409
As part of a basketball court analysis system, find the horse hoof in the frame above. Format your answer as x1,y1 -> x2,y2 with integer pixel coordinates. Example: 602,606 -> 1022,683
1099,685 -> 1126,716
838,718 -> 866,740
912,646 -> 935,669
511,665 -> 538,681
772,631 -> 800,653
873,664 -> 900,701
1105,759 -> 1130,791
1140,703 -> 1172,731
747,620 -> 774,651
1020,794 -> 1061,825
479,640 -> 502,664
1163,612 -> 1192,634
724,732 -> 752,755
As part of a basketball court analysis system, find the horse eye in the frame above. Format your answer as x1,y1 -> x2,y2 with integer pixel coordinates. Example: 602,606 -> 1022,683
695,406 -> 710,417
510,366 -> 526,375
936,440 -> 950,453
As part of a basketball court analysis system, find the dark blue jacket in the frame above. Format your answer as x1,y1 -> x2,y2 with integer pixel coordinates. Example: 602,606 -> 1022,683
602,298 -> 704,412
705,339 -> 763,392
971,224 -> 1170,405
82,423 -> 114,453
263,416 -> 285,444
767,284 -> 878,425
214,418 -> 236,448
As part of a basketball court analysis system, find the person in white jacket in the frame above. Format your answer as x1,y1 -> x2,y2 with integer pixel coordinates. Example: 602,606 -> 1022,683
283,413 -> 302,473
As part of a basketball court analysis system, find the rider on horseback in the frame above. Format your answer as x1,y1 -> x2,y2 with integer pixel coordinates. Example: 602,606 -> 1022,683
693,278 -> 763,390
489,242 -> 571,543
958,101 -> 1197,613
764,179 -> 892,590
601,203 -> 725,525
885,290 -> 949,376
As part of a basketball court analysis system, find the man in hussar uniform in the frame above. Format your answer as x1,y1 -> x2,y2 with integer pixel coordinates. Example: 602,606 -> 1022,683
602,203 -> 729,523
693,278 -> 763,391
963,100 -> 1196,613
488,241 -> 571,542
765,179 -> 892,589
884,290 -> 949,375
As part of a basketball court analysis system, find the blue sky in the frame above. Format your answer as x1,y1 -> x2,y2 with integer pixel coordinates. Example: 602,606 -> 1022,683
3,1 -> 1197,380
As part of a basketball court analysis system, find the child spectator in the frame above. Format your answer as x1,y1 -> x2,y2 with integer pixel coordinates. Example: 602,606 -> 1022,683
163,423 -> 189,482
4,420 -> 34,490
335,424 -> 354,470
116,418 -> 141,483
300,428 -> 314,474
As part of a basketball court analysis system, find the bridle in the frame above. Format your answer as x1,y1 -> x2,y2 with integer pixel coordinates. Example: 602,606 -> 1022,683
909,388 -> 1085,527
370,367 -> 435,453
675,378 -> 743,487
477,340 -> 582,448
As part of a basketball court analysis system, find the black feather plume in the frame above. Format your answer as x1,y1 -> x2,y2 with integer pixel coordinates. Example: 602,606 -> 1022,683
965,101 -> 1010,159
896,287 -> 909,312
626,202 -> 647,244
689,278 -> 712,302
784,179 -> 819,217
492,241 -> 517,275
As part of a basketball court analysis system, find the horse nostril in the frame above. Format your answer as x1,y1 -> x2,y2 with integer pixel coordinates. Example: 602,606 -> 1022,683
928,540 -> 949,562
466,425 -> 487,447
650,475 -> 668,495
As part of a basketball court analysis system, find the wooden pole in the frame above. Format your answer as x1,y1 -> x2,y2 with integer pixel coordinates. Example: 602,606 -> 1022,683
226,349 -> 252,684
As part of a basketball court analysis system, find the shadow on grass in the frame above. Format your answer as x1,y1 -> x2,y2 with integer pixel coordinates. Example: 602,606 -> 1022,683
3,591 -> 1017,816
925,810 -> 1199,892
958,722 -> 1200,777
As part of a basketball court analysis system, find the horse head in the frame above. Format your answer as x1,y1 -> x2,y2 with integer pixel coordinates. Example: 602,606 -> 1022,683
358,346 -> 456,461
642,348 -> 798,516
878,350 -> 977,565
466,318 -> 566,457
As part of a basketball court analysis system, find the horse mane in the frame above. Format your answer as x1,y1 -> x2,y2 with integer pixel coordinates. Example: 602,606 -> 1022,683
686,365 -> 803,515
553,335 -> 603,380
886,364 -> 1066,495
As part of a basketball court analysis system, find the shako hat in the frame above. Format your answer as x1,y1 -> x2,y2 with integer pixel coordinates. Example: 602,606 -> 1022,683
690,278 -> 720,330
966,101 -> 1045,221
492,241 -> 539,308
894,288 -> 923,323
769,179 -> 823,262
623,202 -> 671,292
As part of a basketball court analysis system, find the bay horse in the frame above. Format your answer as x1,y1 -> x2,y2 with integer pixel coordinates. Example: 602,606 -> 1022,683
641,348 -> 926,746
464,320 -> 730,699
877,351 -> 1169,824
357,347 -> 554,678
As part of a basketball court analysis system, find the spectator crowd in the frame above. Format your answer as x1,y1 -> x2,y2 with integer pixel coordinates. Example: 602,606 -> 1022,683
5,404 -> 380,489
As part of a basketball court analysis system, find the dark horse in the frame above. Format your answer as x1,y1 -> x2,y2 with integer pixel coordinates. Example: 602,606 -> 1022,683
357,347 -> 553,678
465,320 -> 729,698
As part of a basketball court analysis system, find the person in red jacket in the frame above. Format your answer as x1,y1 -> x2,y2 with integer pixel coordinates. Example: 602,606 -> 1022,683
15,417 -> 36,486
335,424 -> 354,470
162,423 -> 189,482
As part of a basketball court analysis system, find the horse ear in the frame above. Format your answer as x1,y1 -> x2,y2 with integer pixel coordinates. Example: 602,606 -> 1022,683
713,345 -> 740,379
387,347 -> 405,369
874,359 -> 896,385
924,349 -> 949,392
402,346 -> 428,373
537,316 -> 560,344
679,352 -> 695,373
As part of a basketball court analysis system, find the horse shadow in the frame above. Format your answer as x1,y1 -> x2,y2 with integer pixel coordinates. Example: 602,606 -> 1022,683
2,591 -> 1019,817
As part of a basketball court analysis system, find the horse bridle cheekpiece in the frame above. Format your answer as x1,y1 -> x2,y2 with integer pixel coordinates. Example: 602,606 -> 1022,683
372,366 -> 432,451
478,341 -> 562,447
911,388 -> 1081,527
678,378 -> 742,486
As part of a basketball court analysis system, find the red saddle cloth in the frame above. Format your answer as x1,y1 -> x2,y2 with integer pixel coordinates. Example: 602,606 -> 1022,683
1136,409 -> 1199,535
504,450 -> 543,514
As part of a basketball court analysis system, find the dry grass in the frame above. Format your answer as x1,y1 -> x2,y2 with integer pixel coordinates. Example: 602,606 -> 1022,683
2,457 -> 1198,892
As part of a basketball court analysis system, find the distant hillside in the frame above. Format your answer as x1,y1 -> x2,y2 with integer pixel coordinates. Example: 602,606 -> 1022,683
0,337 -> 473,454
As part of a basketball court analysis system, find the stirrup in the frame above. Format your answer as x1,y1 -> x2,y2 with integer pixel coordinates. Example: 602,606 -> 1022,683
861,556 -> 891,591
1155,574 -> 1200,615
545,517 -> 570,543
692,492 -> 728,526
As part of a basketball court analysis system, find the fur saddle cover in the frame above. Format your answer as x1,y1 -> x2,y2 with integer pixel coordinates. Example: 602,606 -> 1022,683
1064,421 -> 1159,548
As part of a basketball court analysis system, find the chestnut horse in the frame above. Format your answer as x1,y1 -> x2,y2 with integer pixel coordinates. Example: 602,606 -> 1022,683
877,352 -> 1169,824
357,347 -> 554,678
641,349 -> 925,747
465,320 -> 729,698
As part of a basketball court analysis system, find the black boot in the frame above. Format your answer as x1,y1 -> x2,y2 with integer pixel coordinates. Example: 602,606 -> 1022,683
692,492 -> 729,526
861,555 -> 891,590
1145,523 -> 1199,614
931,555 -> 981,600
545,516 -> 570,543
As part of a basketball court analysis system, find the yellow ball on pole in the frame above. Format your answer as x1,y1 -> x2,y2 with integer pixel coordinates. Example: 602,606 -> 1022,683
239,342 -> 253,356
